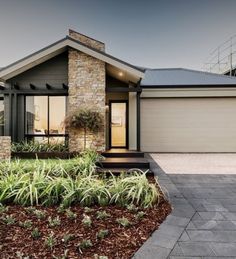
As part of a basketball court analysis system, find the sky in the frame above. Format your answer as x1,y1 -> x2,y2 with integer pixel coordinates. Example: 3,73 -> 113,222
0,0 -> 236,70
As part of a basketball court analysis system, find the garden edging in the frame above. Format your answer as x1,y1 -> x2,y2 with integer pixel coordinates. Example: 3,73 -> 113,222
133,153 -> 195,259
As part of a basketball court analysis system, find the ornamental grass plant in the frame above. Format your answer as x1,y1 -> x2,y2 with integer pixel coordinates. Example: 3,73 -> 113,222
0,150 -> 161,208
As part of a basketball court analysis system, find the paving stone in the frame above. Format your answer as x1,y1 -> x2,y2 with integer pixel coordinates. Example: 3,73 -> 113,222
174,242 -> 216,256
188,220 -> 236,230
210,242 -> 236,256
152,224 -> 184,238
171,207 -> 195,218
185,221 -> 196,230
164,215 -> 190,227
147,234 -> 178,249
170,243 -> 184,256
191,212 -> 203,221
223,204 -> 236,212
221,211 -> 236,220
133,245 -> 171,259
186,230 -> 217,242
198,212 -> 226,220
170,257 -> 202,259
201,204 -> 228,212
203,257 -> 236,259
178,231 -> 190,242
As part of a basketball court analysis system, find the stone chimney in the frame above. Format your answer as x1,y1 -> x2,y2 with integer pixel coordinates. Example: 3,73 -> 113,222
68,29 -> 105,52
67,29 -> 106,152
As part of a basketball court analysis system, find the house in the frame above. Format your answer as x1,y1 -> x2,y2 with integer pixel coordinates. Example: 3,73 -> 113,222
1,29 -> 236,153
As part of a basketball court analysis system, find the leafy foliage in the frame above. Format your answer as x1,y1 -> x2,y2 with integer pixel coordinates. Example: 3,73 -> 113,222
31,228 -> 41,239
96,210 -> 110,220
116,217 -> 131,227
1,214 -> 15,225
19,220 -> 33,228
44,233 -> 56,250
96,229 -> 109,240
78,239 -> 93,249
82,215 -> 92,228
0,151 -> 160,208
12,141 -> 68,153
48,216 -> 61,227
64,108 -> 103,150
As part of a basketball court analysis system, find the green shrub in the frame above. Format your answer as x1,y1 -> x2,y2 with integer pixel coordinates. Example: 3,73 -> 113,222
19,220 -> 33,228
33,209 -> 46,219
96,229 -> 109,240
126,204 -> 138,212
62,233 -> 75,243
1,214 -> 15,225
82,215 -> 92,227
31,228 -> 41,239
96,210 -> 110,220
116,217 -> 131,227
0,152 -> 160,208
78,239 -> 93,249
135,211 -> 146,220
48,216 -> 61,227
11,141 -> 68,153
65,209 -> 77,220
0,203 -> 8,213
45,233 -> 56,250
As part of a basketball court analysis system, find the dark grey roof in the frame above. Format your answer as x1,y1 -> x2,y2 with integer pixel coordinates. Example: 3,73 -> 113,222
141,68 -> 236,87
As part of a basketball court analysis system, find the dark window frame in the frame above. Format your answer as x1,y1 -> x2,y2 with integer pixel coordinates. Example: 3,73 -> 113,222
0,97 -> 4,136
24,95 -> 68,144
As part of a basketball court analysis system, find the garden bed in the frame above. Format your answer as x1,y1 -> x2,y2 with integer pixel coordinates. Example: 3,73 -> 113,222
0,151 -> 172,258
0,196 -> 171,258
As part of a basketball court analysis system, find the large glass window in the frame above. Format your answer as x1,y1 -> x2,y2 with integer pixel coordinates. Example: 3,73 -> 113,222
25,96 -> 66,143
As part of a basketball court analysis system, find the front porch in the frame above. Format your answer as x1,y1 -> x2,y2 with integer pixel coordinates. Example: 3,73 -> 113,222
105,75 -> 142,151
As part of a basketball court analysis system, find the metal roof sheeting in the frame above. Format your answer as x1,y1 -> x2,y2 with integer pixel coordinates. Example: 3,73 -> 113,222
141,68 -> 236,87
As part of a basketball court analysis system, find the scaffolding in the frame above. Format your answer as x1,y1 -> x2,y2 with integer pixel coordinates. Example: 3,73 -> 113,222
202,35 -> 236,75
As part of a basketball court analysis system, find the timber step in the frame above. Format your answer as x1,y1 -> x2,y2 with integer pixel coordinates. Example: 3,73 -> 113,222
102,149 -> 144,158
98,157 -> 149,169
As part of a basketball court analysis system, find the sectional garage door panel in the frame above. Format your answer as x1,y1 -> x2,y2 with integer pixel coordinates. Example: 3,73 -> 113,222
140,98 -> 236,152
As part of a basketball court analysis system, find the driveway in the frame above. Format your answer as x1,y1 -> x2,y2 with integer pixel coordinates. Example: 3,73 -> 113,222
151,153 -> 236,174
134,154 -> 236,258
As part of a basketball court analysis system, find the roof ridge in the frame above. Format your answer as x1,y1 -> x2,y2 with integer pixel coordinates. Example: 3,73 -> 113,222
180,68 -> 236,80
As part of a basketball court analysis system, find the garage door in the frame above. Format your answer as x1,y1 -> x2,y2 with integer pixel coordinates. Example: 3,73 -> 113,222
141,98 -> 236,152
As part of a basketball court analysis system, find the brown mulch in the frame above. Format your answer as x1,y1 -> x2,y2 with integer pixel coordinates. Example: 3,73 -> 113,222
0,190 -> 171,259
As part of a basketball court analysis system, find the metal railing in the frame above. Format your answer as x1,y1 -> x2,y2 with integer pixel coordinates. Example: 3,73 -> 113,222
202,35 -> 236,75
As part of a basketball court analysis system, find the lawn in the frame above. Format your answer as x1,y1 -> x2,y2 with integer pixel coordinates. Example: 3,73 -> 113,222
0,150 -> 171,258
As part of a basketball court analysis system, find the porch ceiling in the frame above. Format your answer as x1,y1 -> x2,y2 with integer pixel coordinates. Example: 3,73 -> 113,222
106,64 -> 141,84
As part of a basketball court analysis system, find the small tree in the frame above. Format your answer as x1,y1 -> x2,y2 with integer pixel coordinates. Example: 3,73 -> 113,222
64,108 -> 103,150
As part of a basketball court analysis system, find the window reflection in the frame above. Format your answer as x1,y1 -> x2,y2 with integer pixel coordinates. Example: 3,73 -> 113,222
25,96 -> 66,143
26,96 -> 48,135
49,96 -> 65,134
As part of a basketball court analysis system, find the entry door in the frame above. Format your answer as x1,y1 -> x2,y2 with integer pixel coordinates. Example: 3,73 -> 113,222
110,101 -> 127,148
